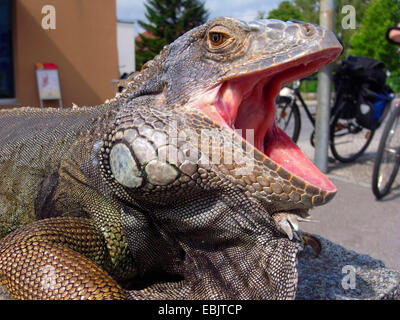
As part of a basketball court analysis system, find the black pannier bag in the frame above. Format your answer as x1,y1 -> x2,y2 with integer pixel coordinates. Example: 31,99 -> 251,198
356,84 -> 394,130
345,56 -> 387,91
333,56 -> 394,129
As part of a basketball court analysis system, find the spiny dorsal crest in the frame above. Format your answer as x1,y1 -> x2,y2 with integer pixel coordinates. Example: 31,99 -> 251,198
116,46 -> 170,103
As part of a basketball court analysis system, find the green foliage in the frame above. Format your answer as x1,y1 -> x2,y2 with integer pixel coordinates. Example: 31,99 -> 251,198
268,1 -> 304,21
387,75 -> 400,93
335,0 -> 371,58
293,0 -> 319,24
256,10 -> 268,19
350,0 -> 400,77
136,0 -> 209,70
300,78 -> 318,93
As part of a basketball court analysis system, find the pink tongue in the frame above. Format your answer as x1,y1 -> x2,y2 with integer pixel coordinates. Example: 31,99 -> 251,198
265,127 -> 336,192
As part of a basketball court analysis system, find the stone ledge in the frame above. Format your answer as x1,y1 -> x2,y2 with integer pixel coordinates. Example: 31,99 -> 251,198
296,235 -> 400,300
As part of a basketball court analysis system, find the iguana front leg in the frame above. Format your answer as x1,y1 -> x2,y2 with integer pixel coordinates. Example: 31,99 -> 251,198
0,217 -> 126,299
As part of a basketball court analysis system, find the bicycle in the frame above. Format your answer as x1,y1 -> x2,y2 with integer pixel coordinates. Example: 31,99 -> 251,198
371,26 -> 400,199
276,58 -> 394,163
372,102 -> 400,199
275,78 -> 313,144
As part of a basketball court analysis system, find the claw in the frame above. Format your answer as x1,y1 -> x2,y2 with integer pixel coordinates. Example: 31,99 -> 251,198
273,212 -> 295,240
293,230 -> 302,241
281,219 -> 294,240
273,212 -> 308,241
301,232 -> 321,256
296,217 -> 319,223
287,215 -> 299,232
272,212 -> 321,255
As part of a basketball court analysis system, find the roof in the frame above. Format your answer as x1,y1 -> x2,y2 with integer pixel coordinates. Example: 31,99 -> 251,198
135,31 -> 156,42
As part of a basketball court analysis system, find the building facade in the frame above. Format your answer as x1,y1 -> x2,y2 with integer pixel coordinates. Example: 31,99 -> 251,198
117,20 -> 135,76
0,0 -> 119,108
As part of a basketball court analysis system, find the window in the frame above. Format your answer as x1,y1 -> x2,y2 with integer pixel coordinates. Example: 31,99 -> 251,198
0,0 -> 14,99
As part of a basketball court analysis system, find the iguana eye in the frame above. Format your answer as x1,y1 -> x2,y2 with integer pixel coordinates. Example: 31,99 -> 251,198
210,32 -> 224,44
208,31 -> 229,48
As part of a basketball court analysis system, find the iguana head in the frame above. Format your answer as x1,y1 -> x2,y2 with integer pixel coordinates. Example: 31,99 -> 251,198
105,17 -> 342,299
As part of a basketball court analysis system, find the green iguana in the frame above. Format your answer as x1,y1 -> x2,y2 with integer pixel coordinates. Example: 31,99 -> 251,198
0,17 -> 341,300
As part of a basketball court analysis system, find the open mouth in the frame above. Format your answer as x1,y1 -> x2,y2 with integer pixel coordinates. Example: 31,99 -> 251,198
196,48 -> 340,193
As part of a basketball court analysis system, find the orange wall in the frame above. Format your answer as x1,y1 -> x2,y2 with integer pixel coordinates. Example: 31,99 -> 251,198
14,0 -> 118,108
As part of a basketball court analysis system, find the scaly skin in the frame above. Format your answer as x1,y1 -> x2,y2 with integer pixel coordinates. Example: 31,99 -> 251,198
0,18 -> 341,299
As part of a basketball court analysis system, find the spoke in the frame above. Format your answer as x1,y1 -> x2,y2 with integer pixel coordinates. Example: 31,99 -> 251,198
384,147 -> 397,155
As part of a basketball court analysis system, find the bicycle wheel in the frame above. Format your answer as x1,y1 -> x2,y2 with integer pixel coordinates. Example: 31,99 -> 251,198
372,105 -> 400,199
276,99 -> 301,143
330,103 -> 375,163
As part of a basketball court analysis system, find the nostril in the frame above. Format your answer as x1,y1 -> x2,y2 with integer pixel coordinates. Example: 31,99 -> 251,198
302,24 -> 315,37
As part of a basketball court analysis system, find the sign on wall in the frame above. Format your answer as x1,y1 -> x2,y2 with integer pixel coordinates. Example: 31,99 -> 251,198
35,62 -> 62,107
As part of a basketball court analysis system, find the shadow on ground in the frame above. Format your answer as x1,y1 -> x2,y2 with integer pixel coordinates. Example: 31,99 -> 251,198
296,236 -> 400,300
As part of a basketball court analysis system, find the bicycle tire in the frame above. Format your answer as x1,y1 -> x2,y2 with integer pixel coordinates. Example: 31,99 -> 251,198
310,130 -> 315,147
330,102 -> 375,163
276,100 -> 301,143
372,105 -> 400,199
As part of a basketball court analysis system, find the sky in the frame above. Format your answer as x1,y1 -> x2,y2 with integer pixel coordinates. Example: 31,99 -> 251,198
116,0 -> 283,33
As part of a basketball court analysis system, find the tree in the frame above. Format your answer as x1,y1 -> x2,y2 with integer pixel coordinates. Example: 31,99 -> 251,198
268,1 -> 304,21
256,10 -> 268,19
350,0 -> 400,75
136,0 -> 209,70
293,0 -> 319,24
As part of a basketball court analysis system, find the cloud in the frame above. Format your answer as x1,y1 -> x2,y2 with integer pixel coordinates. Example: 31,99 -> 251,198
116,0 -> 284,32
117,0 -> 283,20
206,0 -> 282,20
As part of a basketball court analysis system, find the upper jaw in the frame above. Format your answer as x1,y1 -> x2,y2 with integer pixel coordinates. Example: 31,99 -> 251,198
224,19 -> 342,80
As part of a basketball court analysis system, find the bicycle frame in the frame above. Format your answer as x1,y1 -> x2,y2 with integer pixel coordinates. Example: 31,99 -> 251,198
287,76 -> 345,131
293,88 -> 316,126
287,74 -> 352,130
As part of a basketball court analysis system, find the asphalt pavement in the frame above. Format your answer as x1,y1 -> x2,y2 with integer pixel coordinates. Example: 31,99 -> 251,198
297,100 -> 400,270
